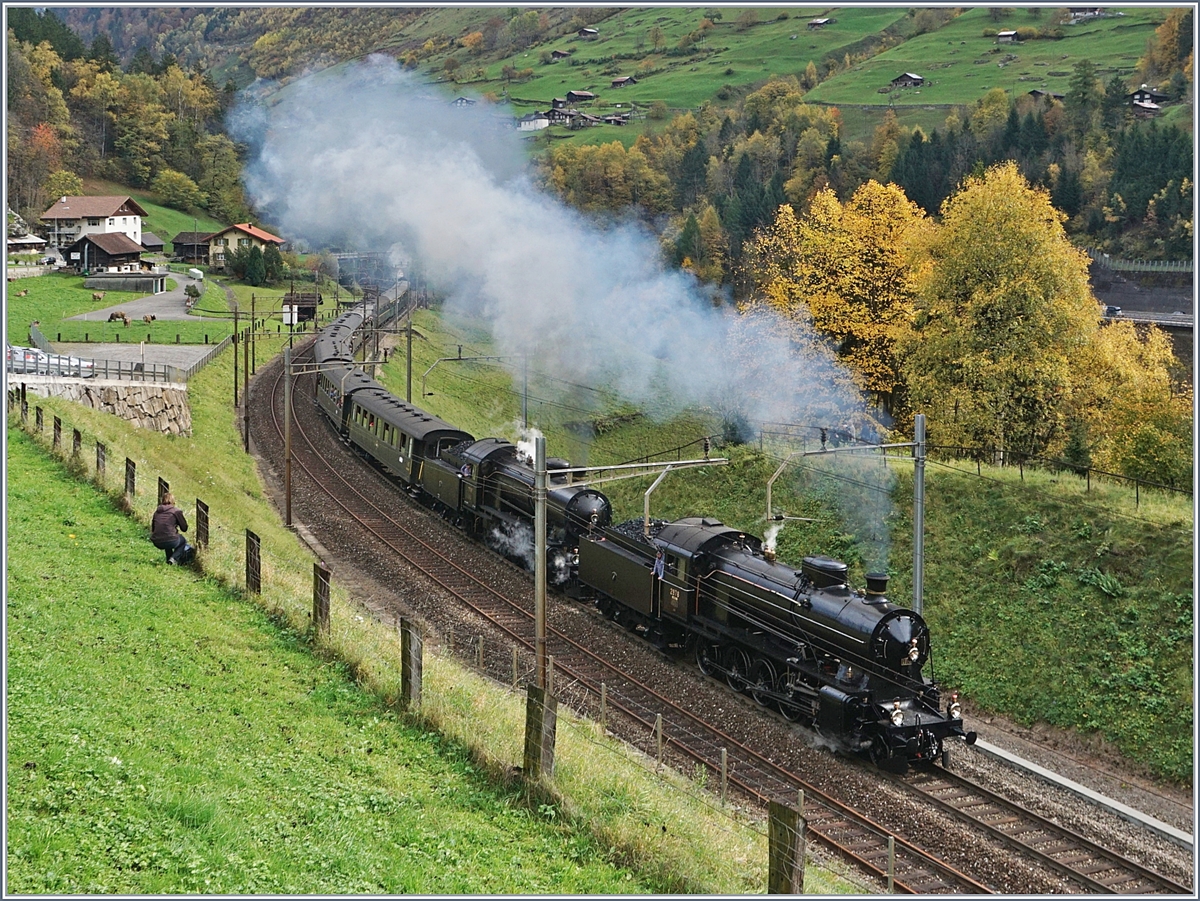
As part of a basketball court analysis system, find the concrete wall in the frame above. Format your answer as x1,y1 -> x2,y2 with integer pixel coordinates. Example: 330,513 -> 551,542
18,378 -> 192,436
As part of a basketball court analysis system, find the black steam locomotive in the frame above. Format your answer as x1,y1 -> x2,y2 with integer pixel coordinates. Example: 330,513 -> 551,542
310,304 -> 974,768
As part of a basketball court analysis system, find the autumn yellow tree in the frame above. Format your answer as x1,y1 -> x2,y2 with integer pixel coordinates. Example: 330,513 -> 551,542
744,180 -> 930,418
1069,322 -> 1192,487
901,162 -> 1100,457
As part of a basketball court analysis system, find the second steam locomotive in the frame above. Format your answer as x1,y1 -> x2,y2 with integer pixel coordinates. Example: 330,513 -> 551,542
310,302 -> 975,768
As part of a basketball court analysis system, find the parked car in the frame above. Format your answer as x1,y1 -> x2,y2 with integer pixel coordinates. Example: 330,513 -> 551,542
1104,305 -> 1122,317
6,344 -> 95,377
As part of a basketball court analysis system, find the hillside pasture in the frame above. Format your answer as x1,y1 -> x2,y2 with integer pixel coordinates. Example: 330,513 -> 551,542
807,7 -> 1168,110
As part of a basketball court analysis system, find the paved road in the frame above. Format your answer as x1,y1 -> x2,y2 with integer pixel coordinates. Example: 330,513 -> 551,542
68,273 -> 227,322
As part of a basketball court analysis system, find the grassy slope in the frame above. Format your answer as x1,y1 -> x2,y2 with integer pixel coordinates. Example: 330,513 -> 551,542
405,304 -> 1194,784
392,6 -> 1176,146
4,428 -> 649,894
806,6 -> 1165,108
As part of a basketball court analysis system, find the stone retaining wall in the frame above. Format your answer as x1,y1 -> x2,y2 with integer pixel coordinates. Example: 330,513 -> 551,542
18,378 -> 192,436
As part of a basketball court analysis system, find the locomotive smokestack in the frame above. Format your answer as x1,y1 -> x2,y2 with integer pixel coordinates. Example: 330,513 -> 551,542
763,547 -> 776,563
865,572 -> 889,596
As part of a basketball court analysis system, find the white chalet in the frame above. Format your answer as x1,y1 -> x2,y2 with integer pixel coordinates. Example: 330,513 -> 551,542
40,195 -> 147,250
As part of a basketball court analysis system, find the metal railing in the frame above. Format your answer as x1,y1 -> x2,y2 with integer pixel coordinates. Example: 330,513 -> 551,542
1087,248 -> 1193,273
25,323 -> 234,383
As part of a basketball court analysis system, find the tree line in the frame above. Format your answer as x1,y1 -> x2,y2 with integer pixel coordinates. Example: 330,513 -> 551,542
7,10 -> 248,227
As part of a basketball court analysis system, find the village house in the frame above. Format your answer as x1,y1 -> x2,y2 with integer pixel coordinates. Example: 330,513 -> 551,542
566,90 -> 596,104
551,97 -> 569,109
611,76 -> 637,88
602,114 -> 629,126
207,223 -> 285,271
450,96 -> 476,107
546,107 -> 577,125
7,233 -> 46,256
1130,84 -> 1169,105
40,195 -> 146,250
171,231 -> 212,264
1027,89 -> 1065,102
140,232 -> 165,254
517,111 -> 550,131
569,113 -> 602,130
65,232 -> 142,272
890,73 -> 924,88
1067,7 -> 1105,22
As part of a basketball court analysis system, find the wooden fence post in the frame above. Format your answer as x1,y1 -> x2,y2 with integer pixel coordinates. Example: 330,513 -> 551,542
245,529 -> 261,594
157,476 -> 169,503
312,561 -> 330,635
767,800 -> 806,894
523,685 -> 558,780
399,617 -> 422,709
125,458 -> 136,498
95,441 -> 105,482
72,428 -> 81,456
53,416 -> 61,449
35,406 -> 43,432
195,498 -> 208,547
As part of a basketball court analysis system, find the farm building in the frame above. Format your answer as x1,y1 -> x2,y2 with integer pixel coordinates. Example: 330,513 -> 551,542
890,73 -> 924,88
566,90 -> 596,104
997,31 -> 1018,43
517,112 -> 550,131
551,49 -> 571,60
65,232 -> 143,273
577,27 -> 598,40
611,76 -> 637,88
808,17 -> 835,29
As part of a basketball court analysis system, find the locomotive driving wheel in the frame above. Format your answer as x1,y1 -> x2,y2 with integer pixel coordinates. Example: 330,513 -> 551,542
778,672 -> 806,722
724,647 -> 751,692
749,658 -> 778,708
695,640 -> 720,677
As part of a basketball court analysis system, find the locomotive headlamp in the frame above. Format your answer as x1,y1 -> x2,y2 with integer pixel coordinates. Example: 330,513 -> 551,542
907,639 -> 920,663
890,701 -> 904,727
949,692 -> 962,720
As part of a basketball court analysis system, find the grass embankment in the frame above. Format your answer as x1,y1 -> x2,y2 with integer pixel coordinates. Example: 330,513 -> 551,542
404,305 -> 1194,785
6,430 -> 646,894
7,323 -> 859,892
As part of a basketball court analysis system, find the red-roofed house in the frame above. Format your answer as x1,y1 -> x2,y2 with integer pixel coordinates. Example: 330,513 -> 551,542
207,223 -> 285,270
40,195 -> 147,249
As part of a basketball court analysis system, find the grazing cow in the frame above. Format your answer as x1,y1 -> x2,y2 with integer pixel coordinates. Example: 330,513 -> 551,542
123,314 -> 131,327
108,311 -> 127,322
92,291 -> 106,302
143,314 -> 156,324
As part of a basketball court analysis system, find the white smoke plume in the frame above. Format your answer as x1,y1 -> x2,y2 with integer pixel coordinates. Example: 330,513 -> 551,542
763,522 -> 783,554
515,426 -> 543,464
230,58 -> 870,431
487,520 -> 535,571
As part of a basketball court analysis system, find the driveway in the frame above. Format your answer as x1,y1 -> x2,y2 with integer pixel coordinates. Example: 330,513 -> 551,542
68,273 -> 228,322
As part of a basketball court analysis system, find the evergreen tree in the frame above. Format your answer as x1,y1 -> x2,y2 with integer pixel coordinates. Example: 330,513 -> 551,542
245,244 -> 266,286
127,45 -> 156,75
674,213 -> 700,265
263,244 -> 285,283
8,8 -> 85,60
87,34 -> 120,73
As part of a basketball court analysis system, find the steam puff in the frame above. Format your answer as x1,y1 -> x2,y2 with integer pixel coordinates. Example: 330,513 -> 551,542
231,57 -> 867,429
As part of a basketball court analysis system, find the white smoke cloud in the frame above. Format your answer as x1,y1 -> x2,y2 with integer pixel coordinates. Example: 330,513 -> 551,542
231,57 -> 870,431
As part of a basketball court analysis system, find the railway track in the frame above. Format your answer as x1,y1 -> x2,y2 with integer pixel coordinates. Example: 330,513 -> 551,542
253,340 -> 1186,895
899,768 -> 1192,894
